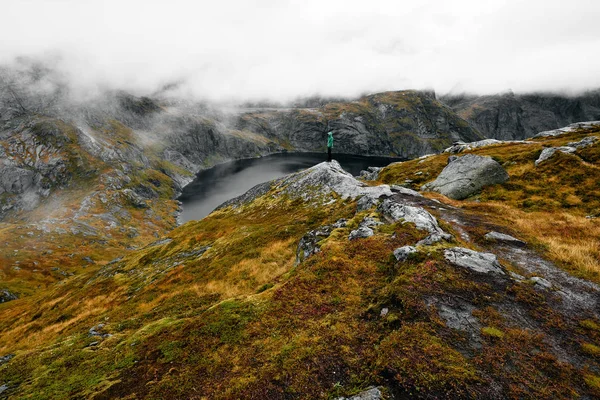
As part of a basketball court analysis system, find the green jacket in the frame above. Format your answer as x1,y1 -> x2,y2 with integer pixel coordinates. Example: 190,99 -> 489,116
327,132 -> 333,148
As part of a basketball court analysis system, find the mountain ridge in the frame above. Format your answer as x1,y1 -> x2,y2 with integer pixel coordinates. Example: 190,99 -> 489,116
0,122 -> 599,398
1,62 -> 600,397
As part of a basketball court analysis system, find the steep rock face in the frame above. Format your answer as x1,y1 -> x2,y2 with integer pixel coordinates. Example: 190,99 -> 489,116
0,118 -> 77,215
230,90 -> 483,159
163,116 -> 283,171
443,90 -> 600,140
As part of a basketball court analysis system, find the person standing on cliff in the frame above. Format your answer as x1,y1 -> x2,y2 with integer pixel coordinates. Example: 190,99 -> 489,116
327,131 -> 333,162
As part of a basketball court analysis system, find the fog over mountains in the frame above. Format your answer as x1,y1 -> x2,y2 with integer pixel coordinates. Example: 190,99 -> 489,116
3,2 -> 600,398
2,0 -> 600,101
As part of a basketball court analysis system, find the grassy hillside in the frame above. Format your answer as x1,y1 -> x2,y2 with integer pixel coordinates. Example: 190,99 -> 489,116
0,125 -> 599,399
379,125 -> 600,282
0,115 -> 189,299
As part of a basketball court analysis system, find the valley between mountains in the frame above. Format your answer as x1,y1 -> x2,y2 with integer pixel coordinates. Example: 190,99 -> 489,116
0,81 -> 600,398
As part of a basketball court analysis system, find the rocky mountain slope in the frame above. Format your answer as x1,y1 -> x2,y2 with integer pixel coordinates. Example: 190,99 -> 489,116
0,62 -> 484,301
2,60 -> 600,399
0,122 -> 598,399
227,90 -> 482,159
443,90 -> 600,140
138,89 -> 484,172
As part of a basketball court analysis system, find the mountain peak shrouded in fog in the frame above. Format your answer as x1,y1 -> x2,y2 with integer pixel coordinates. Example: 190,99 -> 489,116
2,0 -> 600,102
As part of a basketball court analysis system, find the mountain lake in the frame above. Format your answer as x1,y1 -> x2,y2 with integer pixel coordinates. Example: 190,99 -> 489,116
178,152 -> 404,222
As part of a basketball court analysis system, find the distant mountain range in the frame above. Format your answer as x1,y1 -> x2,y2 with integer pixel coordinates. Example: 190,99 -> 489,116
442,89 -> 600,140
2,60 -> 600,398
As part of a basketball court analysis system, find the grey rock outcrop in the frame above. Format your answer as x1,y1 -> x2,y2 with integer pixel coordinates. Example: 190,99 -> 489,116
378,199 -> 449,239
0,119 -> 73,216
0,166 -> 35,194
121,189 -> 148,208
534,136 -> 597,166
534,146 -> 576,166
415,233 -> 452,246
348,217 -> 382,240
296,219 -> 347,264
484,231 -> 526,247
567,135 -> 598,149
390,185 -> 422,197
348,226 -> 374,240
393,245 -> 417,261
89,324 -> 112,338
0,289 -> 17,303
443,88 -> 600,140
232,90 -> 482,159
274,161 -> 394,203
0,354 -> 14,365
534,121 -> 600,138
444,139 -> 505,153
279,160 -> 394,201
215,181 -> 272,211
421,154 -> 509,200
358,166 -> 382,181
337,387 -> 383,400
530,276 -> 552,290
435,302 -> 480,336
356,195 -> 381,211
216,161 -> 394,215
444,247 -> 505,275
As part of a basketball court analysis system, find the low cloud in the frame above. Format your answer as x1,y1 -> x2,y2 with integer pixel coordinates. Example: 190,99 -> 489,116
2,0 -> 600,101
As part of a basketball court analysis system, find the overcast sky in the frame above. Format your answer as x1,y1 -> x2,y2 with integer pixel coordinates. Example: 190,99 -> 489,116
2,0 -> 600,101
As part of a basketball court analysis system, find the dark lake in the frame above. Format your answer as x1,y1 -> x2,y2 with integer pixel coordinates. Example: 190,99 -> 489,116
178,152 -> 403,222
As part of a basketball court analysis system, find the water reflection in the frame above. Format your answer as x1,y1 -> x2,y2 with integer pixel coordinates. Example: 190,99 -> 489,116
178,152 -> 403,222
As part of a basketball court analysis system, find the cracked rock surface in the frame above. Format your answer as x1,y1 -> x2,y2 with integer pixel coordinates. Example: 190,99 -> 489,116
421,154 -> 509,200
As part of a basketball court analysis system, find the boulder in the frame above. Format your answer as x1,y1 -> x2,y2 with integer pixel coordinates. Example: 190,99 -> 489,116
378,199 -> 450,238
0,166 -> 35,195
296,226 -> 332,265
337,387 -> 383,400
567,136 -> 598,149
389,185 -> 422,197
358,166 -> 382,181
444,247 -> 505,275
534,146 -> 575,166
0,354 -> 14,365
348,226 -> 374,240
356,195 -> 380,211
89,324 -> 112,338
296,219 -> 347,264
121,189 -> 148,208
416,233 -> 452,246
348,217 -> 381,241
484,231 -> 526,247
0,289 -> 17,303
530,276 -> 552,290
421,154 -> 509,200
393,245 -> 417,261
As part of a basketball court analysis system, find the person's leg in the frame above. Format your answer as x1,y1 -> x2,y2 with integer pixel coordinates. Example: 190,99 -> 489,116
328,147 -> 332,162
